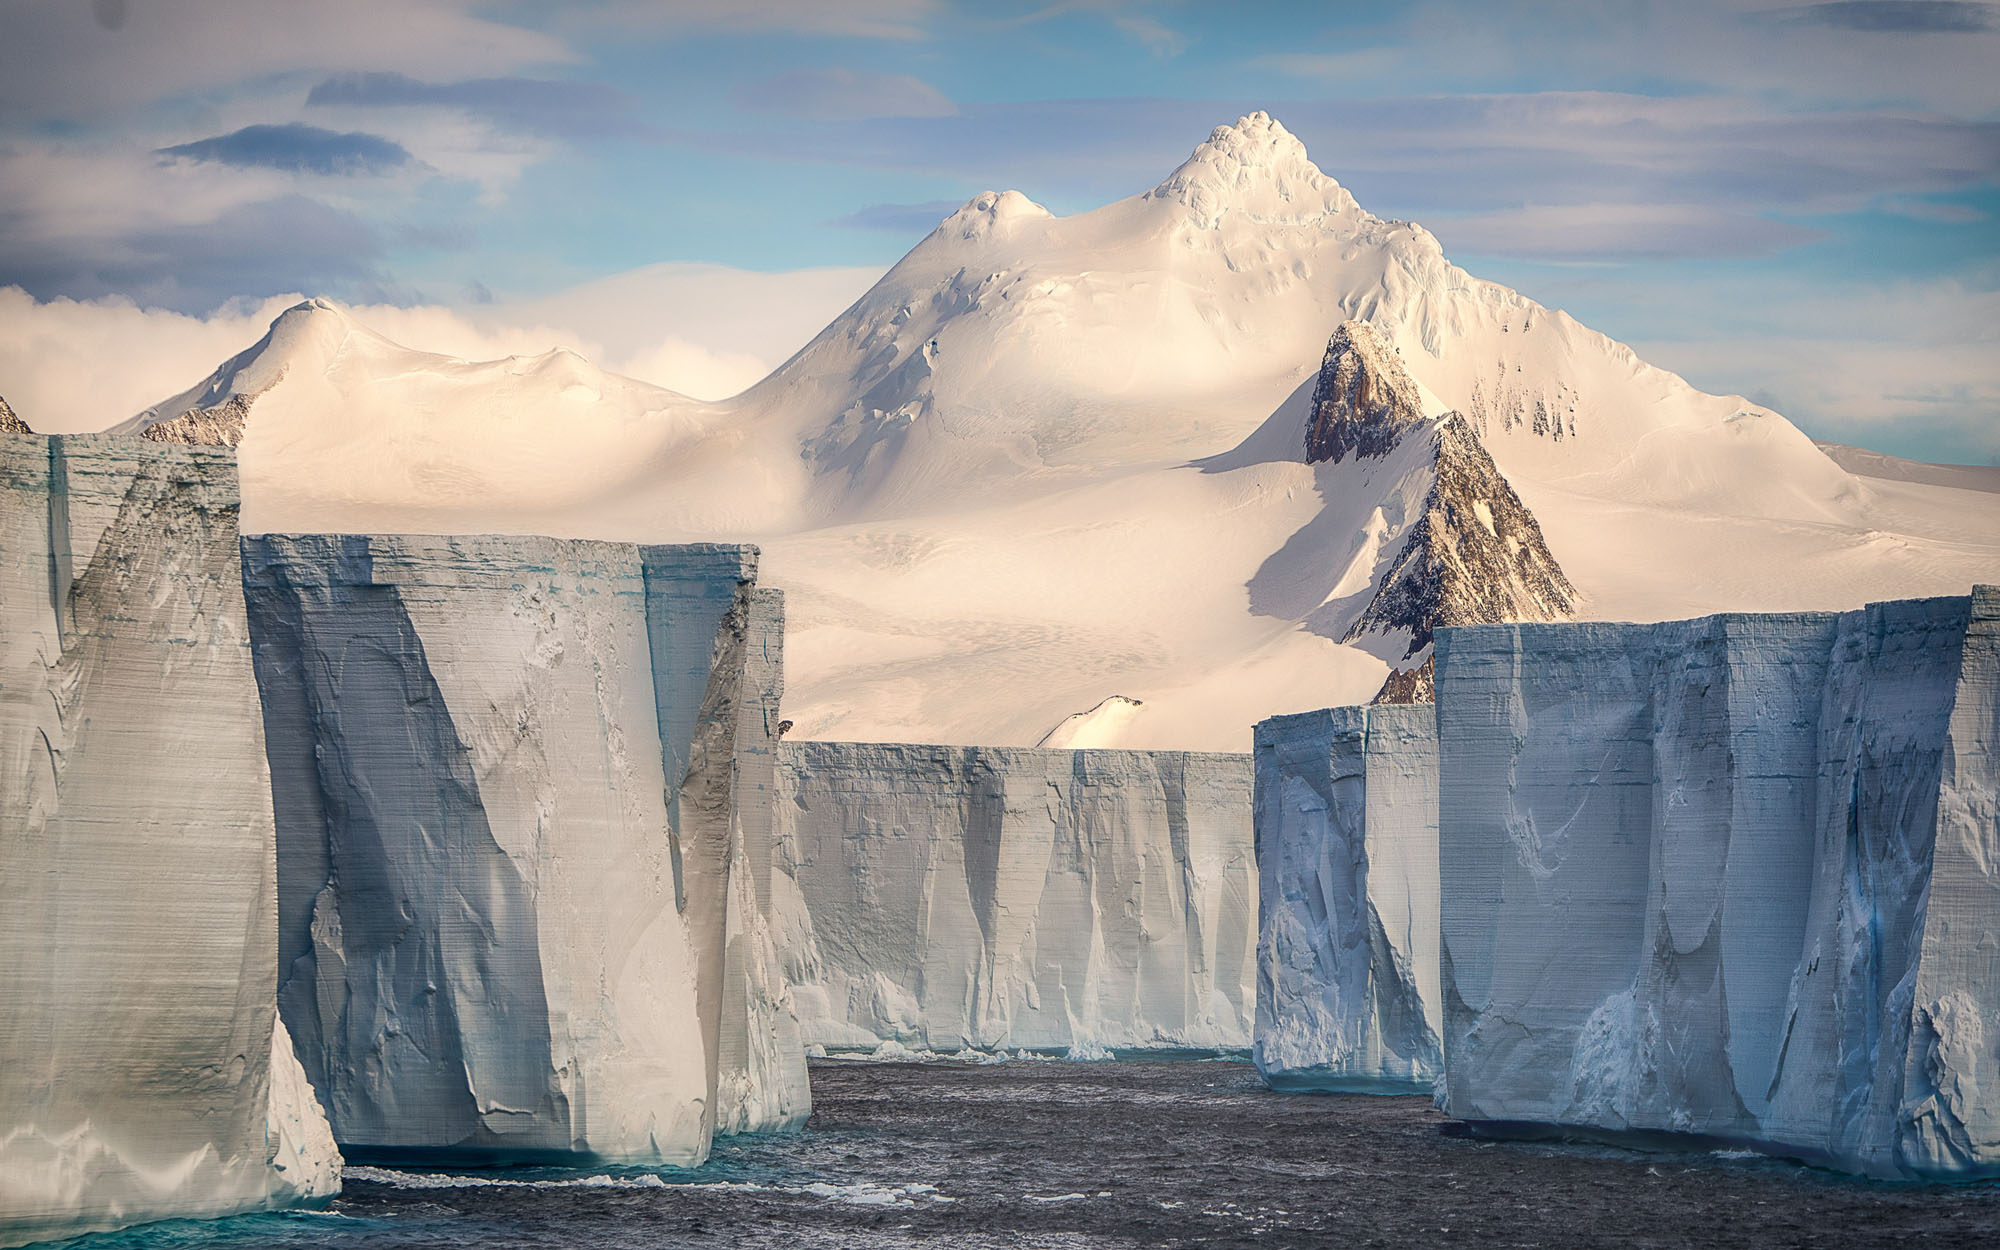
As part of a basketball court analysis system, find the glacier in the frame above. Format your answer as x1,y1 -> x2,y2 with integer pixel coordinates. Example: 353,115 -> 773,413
1252,704 -> 1442,1092
1434,587 -> 2000,1179
0,433 -> 339,1248
243,535 -> 807,1166
776,742 -> 1256,1052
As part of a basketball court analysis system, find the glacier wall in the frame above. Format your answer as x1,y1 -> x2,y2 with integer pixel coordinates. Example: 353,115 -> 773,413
1435,588 -> 2000,1179
0,433 -> 339,1249
777,742 -> 1256,1052
244,535 -> 808,1165
1252,704 -> 1441,1092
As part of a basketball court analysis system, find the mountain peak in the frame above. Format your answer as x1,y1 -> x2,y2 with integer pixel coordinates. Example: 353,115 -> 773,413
935,189 -> 1053,244
1146,111 -> 1359,228
1304,321 -> 1428,464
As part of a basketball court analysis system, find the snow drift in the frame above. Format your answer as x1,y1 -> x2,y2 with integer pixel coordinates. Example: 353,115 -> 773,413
1435,587 -> 2000,1179
0,433 -> 339,1248
777,742 -> 1256,1052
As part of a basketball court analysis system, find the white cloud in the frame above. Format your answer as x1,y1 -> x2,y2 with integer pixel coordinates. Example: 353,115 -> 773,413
0,261 -> 886,431
0,0 -> 573,119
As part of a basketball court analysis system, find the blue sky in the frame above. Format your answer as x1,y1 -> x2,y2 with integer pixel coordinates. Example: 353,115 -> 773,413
0,0 -> 1995,461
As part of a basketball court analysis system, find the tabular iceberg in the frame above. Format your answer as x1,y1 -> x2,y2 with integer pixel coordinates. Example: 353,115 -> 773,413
1252,704 -> 1441,1092
778,742 -> 1255,1052
1435,588 -> 2000,1179
244,535 -> 808,1165
1,433 -> 339,1248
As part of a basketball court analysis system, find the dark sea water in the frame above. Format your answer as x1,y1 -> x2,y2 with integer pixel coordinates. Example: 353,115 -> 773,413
59,1058 -> 2000,1249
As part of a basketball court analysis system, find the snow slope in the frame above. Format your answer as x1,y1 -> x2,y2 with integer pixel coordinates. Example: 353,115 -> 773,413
115,114 -> 2000,750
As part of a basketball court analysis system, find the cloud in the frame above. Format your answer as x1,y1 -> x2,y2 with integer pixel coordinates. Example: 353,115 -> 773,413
0,261 -> 887,430
828,200 -> 964,231
157,123 -> 416,175
306,72 -> 649,140
1784,1 -> 1996,32
1429,202 -> 1823,260
574,0 -> 941,41
737,67 -> 957,120
1112,14 -> 1189,55
0,0 -> 573,120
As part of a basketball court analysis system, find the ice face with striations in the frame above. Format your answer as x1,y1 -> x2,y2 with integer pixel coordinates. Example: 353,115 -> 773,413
244,536 -> 807,1165
777,742 -> 1256,1052
1252,704 -> 1441,1093
0,433 -> 339,1248
1435,588 -> 2000,1179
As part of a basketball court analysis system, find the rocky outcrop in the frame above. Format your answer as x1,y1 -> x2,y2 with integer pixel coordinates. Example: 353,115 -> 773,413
244,535 -> 807,1165
1302,321 -> 1428,465
1253,704 -> 1441,1092
1434,589 -> 2000,1179
778,742 -> 1256,1053
0,433 -> 339,1248
1349,414 -> 1576,665
0,396 -> 29,435
139,392 -> 253,447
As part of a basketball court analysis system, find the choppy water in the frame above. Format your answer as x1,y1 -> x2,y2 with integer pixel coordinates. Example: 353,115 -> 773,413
56,1059 -> 2000,1248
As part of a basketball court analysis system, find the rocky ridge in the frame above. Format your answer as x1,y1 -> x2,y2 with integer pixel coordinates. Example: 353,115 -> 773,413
1299,321 -> 1576,703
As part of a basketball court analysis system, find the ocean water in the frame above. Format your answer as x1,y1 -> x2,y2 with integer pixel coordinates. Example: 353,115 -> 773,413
52,1059 -> 2000,1249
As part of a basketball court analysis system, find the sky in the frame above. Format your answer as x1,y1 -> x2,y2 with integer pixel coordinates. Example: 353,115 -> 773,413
0,0 -> 1995,462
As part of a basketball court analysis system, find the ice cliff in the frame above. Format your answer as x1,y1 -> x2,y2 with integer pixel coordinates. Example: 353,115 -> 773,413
777,743 -> 1256,1052
1252,704 -> 1442,1092
1434,589 -> 2000,1179
243,536 -> 807,1166
0,433 -> 339,1247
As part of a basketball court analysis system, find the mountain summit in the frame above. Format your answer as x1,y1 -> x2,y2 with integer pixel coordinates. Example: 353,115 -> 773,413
115,114 -> 2000,748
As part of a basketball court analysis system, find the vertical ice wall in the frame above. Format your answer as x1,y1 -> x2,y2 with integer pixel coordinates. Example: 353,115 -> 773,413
1,433 -> 339,1248
713,588 -> 813,1133
1435,591 -> 2000,1179
1252,703 -> 1441,1092
247,536 -> 797,1165
777,743 -> 1256,1052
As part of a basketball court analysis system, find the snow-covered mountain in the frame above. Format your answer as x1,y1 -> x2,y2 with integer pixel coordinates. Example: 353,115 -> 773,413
117,112 -> 2000,750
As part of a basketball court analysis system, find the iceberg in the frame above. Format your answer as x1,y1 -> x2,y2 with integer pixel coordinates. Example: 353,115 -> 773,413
1435,588 -> 2000,1179
1252,704 -> 1442,1092
0,433 -> 339,1248
244,535 -> 808,1165
777,742 -> 1255,1052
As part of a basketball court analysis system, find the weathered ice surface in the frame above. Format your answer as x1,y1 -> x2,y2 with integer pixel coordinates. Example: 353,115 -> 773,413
779,742 -> 1256,1052
1253,704 -> 1441,1092
1436,589 -> 2000,1179
714,588 -> 813,1134
246,535 -> 807,1165
0,433 -> 339,1248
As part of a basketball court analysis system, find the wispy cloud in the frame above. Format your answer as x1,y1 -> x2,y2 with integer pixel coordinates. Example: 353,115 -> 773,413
828,199 -> 964,231
575,0 -> 940,41
158,123 -> 416,175
306,72 -> 650,140
737,67 -> 957,120
1782,1 -> 1996,33
1428,202 -> 1823,260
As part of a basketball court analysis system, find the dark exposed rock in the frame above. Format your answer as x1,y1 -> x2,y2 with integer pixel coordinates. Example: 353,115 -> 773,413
1346,414 -> 1576,664
1303,320 -> 1426,464
0,395 -> 31,435
139,393 -> 253,447
1371,657 -> 1435,705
